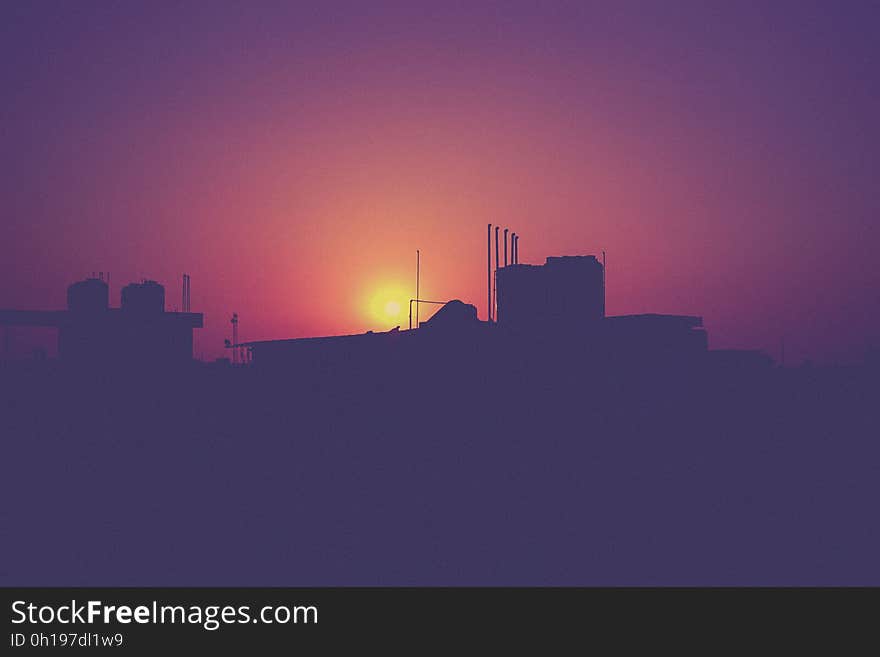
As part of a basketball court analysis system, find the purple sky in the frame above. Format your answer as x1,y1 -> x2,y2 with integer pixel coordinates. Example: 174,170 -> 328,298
2,1 -> 878,362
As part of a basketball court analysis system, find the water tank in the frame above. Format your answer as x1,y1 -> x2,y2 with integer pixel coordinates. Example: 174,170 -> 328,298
66,278 -> 109,314
121,280 -> 165,315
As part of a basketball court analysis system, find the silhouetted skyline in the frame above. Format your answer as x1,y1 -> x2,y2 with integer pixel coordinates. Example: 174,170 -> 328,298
1,2 -> 878,365
2,257 -> 877,585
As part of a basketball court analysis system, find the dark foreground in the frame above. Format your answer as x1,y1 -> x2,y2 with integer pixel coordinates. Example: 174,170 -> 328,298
2,349 -> 878,585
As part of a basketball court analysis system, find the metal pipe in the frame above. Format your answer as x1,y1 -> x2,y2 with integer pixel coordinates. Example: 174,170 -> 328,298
494,227 -> 500,321
409,299 -> 448,330
487,224 -> 492,322
503,228 -> 508,267
416,250 -> 420,328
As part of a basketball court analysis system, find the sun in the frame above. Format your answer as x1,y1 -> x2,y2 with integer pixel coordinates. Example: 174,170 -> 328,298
363,281 -> 409,328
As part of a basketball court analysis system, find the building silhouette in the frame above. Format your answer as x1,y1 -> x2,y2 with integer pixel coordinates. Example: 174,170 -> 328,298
239,252 -> 715,369
0,277 -> 203,366
496,255 -> 605,327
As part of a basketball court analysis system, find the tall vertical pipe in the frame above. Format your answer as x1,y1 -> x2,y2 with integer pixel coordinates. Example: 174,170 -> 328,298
494,226 -> 499,321
511,233 -> 516,265
602,250 -> 606,317
416,250 -> 420,328
503,228 -> 508,267
487,224 -> 492,322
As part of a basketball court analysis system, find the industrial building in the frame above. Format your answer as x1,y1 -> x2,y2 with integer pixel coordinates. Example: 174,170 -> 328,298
0,276 -> 203,366
239,226 -> 709,369
496,255 -> 606,327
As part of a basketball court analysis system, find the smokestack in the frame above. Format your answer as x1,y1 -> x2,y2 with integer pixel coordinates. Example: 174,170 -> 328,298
494,226 -> 499,321
503,228 -> 508,267
487,224 -> 492,322
510,233 -> 516,265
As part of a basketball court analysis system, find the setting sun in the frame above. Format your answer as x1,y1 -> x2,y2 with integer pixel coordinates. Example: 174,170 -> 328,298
363,280 -> 411,329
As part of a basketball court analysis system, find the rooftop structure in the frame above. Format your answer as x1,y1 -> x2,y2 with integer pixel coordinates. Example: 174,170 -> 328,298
0,277 -> 203,366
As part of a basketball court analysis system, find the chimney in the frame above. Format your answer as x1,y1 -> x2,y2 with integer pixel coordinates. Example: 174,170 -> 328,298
494,226 -> 500,321
487,224 -> 492,322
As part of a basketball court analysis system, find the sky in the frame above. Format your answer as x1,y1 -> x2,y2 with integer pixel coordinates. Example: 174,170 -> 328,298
1,1 -> 878,363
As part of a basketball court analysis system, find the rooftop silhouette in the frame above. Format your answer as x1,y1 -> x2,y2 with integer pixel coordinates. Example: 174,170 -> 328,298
0,276 -> 203,366
0,239 -> 877,586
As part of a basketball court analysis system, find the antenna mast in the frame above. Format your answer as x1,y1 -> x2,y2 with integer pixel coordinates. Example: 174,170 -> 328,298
416,250 -> 420,328
231,313 -> 239,365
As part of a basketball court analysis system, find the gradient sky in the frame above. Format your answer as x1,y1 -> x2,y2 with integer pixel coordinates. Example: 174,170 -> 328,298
2,1 -> 878,363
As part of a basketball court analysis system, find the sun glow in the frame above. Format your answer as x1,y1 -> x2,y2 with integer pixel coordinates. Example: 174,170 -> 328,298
364,281 -> 410,329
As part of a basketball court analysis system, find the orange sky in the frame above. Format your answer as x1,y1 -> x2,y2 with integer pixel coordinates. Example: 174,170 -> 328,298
2,3 -> 878,363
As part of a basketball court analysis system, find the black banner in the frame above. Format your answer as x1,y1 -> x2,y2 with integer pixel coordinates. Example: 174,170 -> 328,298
1,588 -> 876,650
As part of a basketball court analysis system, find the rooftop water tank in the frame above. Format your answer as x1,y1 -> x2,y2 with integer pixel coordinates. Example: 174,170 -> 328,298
66,278 -> 109,314
121,280 -> 165,315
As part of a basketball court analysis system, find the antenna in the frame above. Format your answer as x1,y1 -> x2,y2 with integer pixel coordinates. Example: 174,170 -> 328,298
416,250 -> 420,329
